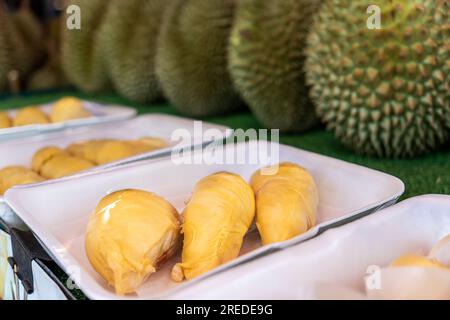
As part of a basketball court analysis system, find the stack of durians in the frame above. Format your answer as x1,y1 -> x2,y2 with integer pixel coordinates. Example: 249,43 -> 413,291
2,0 -> 449,159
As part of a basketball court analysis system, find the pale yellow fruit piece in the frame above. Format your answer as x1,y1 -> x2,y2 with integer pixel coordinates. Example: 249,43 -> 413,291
50,97 -> 92,123
85,189 -> 180,295
0,166 -> 45,195
39,154 -> 95,179
66,140 -> 113,164
13,106 -> 50,126
95,141 -> 139,165
391,254 -> 448,270
172,172 -> 255,282
250,162 -> 319,245
0,112 -> 11,128
31,146 -> 66,172
135,137 -> 167,150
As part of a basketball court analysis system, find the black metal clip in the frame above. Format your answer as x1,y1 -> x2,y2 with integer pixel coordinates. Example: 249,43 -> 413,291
7,228 -> 52,295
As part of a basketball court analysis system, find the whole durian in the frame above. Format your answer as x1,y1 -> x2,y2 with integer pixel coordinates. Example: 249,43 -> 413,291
0,2 -> 45,92
156,0 -> 243,116
99,0 -> 170,103
61,0 -> 111,92
229,0 -> 321,132
306,0 -> 450,158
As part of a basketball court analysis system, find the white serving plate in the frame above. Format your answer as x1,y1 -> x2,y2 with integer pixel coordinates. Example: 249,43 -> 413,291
0,114 -> 231,227
167,195 -> 450,300
4,140 -> 405,300
0,100 -> 136,141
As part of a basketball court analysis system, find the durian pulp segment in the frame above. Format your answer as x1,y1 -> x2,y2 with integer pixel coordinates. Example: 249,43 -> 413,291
172,172 -> 256,281
50,97 -> 92,123
156,0 -> 242,116
0,166 -> 45,195
85,189 -> 180,295
38,154 -> 95,179
0,112 -> 11,128
391,254 -> 449,270
251,162 -> 319,245
13,106 -> 50,126
31,146 -> 66,172
229,0 -> 321,132
305,0 -> 450,158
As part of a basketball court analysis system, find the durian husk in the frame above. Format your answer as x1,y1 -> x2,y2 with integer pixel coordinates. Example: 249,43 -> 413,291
85,189 -> 181,295
251,162 -> 319,245
172,172 -> 255,282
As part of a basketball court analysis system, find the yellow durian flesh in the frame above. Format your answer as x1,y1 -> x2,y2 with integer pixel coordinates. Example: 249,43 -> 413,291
31,146 -> 66,172
39,154 -> 95,179
85,189 -> 180,295
391,254 -> 448,270
95,141 -> 140,165
50,97 -> 92,123
66,140 -> 113,164
13,106 -> 50,126
251,162 -> 319,245
0,166 -> 45,195
172,172 -> 256,282
0,112 -> 11,128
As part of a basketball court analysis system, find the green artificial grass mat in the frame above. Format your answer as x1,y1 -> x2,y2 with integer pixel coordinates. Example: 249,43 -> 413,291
2,89 -> 449,200
1,89 -> 449,299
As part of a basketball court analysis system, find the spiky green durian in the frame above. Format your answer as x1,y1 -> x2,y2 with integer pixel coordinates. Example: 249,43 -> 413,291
100,0 -> 170,103
0,2 -> 45,92
27,57 -> 69,91
61,0 -> 111,92
229,0 -> 322,132
156,0 -> 243,116
306,0 -> 450,158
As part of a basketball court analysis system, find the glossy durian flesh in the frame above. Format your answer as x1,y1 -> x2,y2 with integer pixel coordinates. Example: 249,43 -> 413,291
13,106 -> 49,126
62,0 -> 111,92
156,0 -> 242,116
85,189 -> 180,295
229,0 -> 321,132
0,112 -> 11,128
0,166 -> 44,195
391,254 -> 448,270
306,0 -> 450,158
172,172 -> 255,282
251,162 -> 318,245
100,0 -> 170,103
32,146 -> 94,179
50,97 -> 91,123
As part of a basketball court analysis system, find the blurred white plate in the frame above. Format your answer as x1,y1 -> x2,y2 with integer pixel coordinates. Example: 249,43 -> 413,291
5,140 -> 404,300
0,114 -> 231,227
168,195 -> 450,300
0,100 -> 136,141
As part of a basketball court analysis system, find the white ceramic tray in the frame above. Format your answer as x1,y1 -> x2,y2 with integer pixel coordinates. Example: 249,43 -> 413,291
0,114 -> 231,227
4,140 -> 405,300
0,100 -> 136,141
167,195 -> 450,300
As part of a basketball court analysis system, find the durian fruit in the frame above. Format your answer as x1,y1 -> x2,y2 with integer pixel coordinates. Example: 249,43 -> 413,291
391,254 -> 448,270
172,172 -> 255,282
50,97 -> 92,123
0,112 -> 11,129
99,0 -> 170,103
32,146 -> 94,179
305,0 -> 450,158
85,189 -> 181,295
61,0 -> 111,92
31,146 -> 66,172
0,2 -> 45,92
67,138 -> 167,165
156,0 -> 243,116
13,106 -> 50,126
229,0 -> 321,132
0,166 -> 45,195
250,163 -> 319,245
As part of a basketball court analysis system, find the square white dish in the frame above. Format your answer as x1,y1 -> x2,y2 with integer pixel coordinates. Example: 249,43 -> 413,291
4,140 -> 405,300
168,195 -> 450,300
0,100 -> 136,141
0,114 -> 231,227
